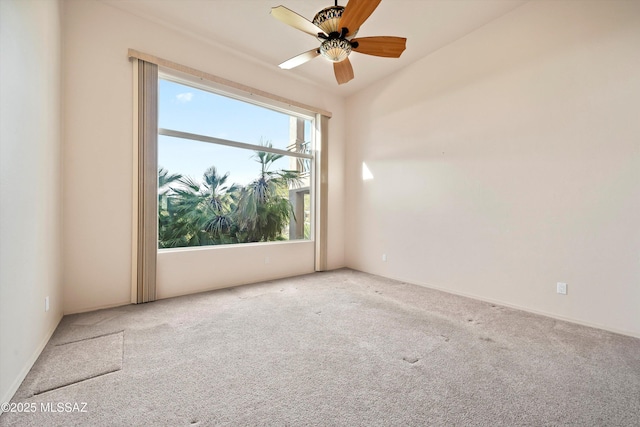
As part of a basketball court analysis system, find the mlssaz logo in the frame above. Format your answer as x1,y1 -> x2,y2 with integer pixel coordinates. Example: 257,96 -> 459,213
40,402 -> 88,413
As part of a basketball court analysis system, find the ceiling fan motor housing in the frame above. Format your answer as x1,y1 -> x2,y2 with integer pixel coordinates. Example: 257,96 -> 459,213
313,6 -> 344,35
313,5 -> 358,39
314,5 -> 359,63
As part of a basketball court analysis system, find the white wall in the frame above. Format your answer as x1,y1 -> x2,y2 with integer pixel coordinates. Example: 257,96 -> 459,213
158,242 -> 314,299
62,0 -> 346,314
345,0 -> 640,337
0,0 -> 64,403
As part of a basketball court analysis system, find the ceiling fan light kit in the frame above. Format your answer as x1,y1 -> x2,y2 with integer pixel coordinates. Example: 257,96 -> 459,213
271,0 -> 407,85
320,38 -> 352,62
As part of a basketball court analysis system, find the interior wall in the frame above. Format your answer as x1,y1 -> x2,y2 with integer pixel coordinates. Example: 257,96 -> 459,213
345,0 -> 640,337
0,0 -> 64,403
62,0 -> 345,314
157,242 -> 314,300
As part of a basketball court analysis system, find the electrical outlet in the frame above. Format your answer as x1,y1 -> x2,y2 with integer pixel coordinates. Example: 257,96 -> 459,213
382,253 -> 387,262
264,256 -> 270,265
557,282 -> 567,295
45,296 -> 50,312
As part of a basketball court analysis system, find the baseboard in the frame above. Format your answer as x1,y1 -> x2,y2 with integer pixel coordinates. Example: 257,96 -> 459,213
1,313 -> 63,404
440,286 -> 640,339
353,269 -> 640,339
64,301 -> 131,316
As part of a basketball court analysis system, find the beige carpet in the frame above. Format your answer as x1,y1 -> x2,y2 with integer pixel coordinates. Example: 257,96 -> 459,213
1,269 -> 639,426
32,331 -> 123,395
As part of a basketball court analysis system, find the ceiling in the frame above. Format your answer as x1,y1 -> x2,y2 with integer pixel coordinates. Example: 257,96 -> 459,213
101,0 -> 527,97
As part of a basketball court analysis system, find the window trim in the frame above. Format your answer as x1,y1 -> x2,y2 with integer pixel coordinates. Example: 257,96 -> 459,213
128,49 -> 332,118
157,73 -> 317,249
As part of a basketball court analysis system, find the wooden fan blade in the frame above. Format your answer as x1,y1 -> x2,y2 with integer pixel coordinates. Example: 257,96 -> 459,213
352,36 -> 407,58
271,6 -> 327,38
334,58 -> 354,85
339,0 -> 382,38
279,49 -> 321,69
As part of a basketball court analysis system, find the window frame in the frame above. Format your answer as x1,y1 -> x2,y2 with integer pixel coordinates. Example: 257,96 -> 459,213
157,71 -> 317,248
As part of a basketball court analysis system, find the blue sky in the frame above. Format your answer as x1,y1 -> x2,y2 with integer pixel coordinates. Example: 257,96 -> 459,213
158,79 -> 307,186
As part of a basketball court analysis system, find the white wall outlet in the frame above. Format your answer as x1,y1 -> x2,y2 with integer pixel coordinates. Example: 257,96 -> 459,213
264,256 -> 270,264
556,282 -> 567,295
382,253 -> 387,262
45,296 -> 50,312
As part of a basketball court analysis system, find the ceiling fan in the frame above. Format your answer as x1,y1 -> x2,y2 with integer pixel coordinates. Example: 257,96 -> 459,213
271,0 -> 407,85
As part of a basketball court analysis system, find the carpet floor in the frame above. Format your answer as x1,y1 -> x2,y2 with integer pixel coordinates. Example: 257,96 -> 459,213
2,269 -> 639,426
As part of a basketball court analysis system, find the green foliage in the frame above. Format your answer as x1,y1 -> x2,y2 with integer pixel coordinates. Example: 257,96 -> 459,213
158,144 -> 302,248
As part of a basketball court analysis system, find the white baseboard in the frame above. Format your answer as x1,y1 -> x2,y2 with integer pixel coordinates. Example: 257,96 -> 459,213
358,269 -> 640,339
1,313 -> 63,404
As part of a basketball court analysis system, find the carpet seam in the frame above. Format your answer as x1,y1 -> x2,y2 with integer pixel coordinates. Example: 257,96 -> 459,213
32,367 -> 122,396
55,330 -> 125,346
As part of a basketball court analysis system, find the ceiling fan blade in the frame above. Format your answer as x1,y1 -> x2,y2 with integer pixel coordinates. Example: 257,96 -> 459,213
271,6 -> 327,38
339,0 -> 382,38
334,58 -> 354,85
352,36 -> 407,58
279,49 -> 321,70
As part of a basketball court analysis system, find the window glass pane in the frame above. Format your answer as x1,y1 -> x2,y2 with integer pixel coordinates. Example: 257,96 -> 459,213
158,136 -> 312,248
158,77 -> 314,249
159,79 -> 307,152
159,135 -> 266,187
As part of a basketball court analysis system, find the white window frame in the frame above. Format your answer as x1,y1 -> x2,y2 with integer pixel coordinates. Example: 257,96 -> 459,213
157,71 -> 317,246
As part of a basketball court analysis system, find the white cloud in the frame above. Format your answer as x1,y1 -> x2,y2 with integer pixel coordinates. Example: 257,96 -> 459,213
176,92 -> 193,103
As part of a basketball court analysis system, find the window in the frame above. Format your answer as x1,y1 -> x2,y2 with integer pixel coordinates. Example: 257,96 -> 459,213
157,77 -> 314,249
131,51 -> 329,303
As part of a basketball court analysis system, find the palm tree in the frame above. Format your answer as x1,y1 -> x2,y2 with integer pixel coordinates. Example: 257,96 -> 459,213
158,167 -> 182,248
158,143 -> 302,247
235,145 -> 302,242
161,166 -> 240,247
158,167 -> 183,193
201,166 -> 240,241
